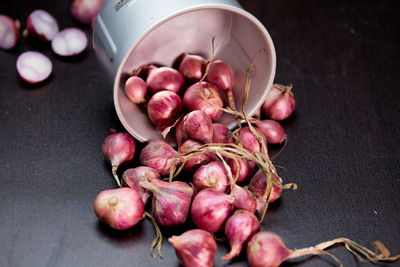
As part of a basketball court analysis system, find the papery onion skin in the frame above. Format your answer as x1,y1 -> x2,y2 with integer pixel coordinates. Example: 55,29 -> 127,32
93,188 -> 144,230
238,126 -> 260,153
183,110 -> 213,144
183,81 -> 223,121
169,229 -> 217,267
212,123 -> 234,144
227,157 -> 256,184
147,90 -> 183,130
262,84 -> 296,121
179,53 -> 207,81
231,184 -> 257,213
146,66 -> 184,95
206,59 -> 234,91
255,120 -> 286,144
124,76 -> 147,104
179,139 -> 214,173
222,210 -> 260,260
192,161 -> 229,192
139,140 -> 179,176
247,231 -> 291,267
249,170 -> 283,204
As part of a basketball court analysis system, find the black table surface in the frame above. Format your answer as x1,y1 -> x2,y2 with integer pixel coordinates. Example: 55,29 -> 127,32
1,1 -> 399,266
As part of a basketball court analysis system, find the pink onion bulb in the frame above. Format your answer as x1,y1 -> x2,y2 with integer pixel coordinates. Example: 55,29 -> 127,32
227,157 -> 256,184
249,170 -> 283,204
262,83 -> 296,121
255,120 -> 286,144
25,9 -> 59,42
238,126 -> 261,153
179,53 -> 207,81
175,119 -> 188,147
231,184 -> 257,213
71,0 -> 104,25
16,51 -> 52,84
51,28 -> 88,57
121,166 -> 160,205
139,140 -> 179,176
169,229 -> 217,267
146,66 -> 184,95
183,110 -> 213,144
183,81 -> 224,121
179,139 -> 214,173
191,189 -> 234,232
124,76 -> 147,104
206,59 -> 234,91
192,161 -> 229,192
222,210 -> 260,260
93,188 -> 144,230
212,123 -> 234,144
139,179 -> 193,226
102,132 -> 136,187
147,90 -> 183,130
0,15 -> 19,50
247,231 -> 291,267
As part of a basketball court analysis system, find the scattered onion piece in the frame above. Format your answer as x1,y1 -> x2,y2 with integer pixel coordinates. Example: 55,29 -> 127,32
16,51 -> 52,84
51,28 -> 88,57
0,15 -> 20,50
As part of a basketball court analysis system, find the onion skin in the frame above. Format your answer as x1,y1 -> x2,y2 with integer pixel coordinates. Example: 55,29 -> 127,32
191,189 -> 234,232
169,229 -> 217,267
0,15 -> 19,50
183,81 -> 223,121
175,118 -> 189,147
71,0 -> 104,25
227,157 -> 256,184
249,170 -> 283,204
179,53 -> 207,81
247,231 -> 291,267
121,166 -> 160,205
206,59 -> 234,91
140,179 -> 193,227
179,139 -> 215,173
262,84 -> 296,121
222,210 -> 260,260
212,123 -> 234,144
139,140 -> 179,176
183,110 -> 213,144
93,188 -> 144,230
238,126 -> 261,153
147,90 -> 183,130
192,161 -> 229,192
255,120 -> 286,144
124,76 -> 147,104
231,184 -> 257,213
146,66 -> 184,95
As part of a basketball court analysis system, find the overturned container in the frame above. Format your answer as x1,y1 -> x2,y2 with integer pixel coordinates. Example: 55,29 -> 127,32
93,0 -> 276,144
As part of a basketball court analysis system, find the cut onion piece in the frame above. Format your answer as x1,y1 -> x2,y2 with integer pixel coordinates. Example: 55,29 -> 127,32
25,9 -> 59,42
51,28 -> 88,57
0,15 -> 19,50
16,51 -> 52,84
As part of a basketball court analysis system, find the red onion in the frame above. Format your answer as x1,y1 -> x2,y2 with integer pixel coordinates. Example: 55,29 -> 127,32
124,76 -> 147,104
93,188 -> 144,230
192,161 -> 229,192
121,166 -> 160,205
262,84 -> 296,121
222,210 -> 260,260
102,132 -> 136,187
179,139 -> 214,173
146,66 -> 184,95
247,231 -> 291,267
147,91 -> 183,131
191,189 -> 234,232
71,0 -> 104,25
169,229 -> 217,267
253,107 -> 261,120
255,120 -> 286,144
238,126 -> 260,153
51,28 -> 88,57
212,123 -> 234,144
249,170 -> 283,204
183,81 -> 223,121
230,184 -> 257,213
179,53 -> 207,81
174,119 -> 188,147
16,51 -> 52,84
0,15 -> 19,50
183,110 -> 213,144
139,179 -> 193,227
139,140 -> 180,176
227,157 -> 255,184
25,10 -> 59,42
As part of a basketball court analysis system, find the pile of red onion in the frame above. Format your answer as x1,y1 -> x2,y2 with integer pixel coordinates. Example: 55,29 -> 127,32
94,52 -> 399,267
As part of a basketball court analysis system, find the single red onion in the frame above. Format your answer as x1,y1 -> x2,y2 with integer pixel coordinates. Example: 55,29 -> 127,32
139,140 -> 180,176
183,81 -> 223,121
222,210 -> 260,260
255,120 -> 286,144
191,189 -> 234,232
179,139 -> 214,173
124,76 -> 147,104
262,84 -> 296,121
175,119 -> 188,147
253,107 -> 261,120
25,9 -> 59,41
230,184 -> 257,213
16,51 -> 52,84
227,157 -> 256,184
93,188 -> 144,230
183,110 -> 213,144
102,132 -> 136,187
212,123 -> 234,144
51,28 -> 88,57
192,161 -> 229,192
139,179 -> 193,227
0,15 -> 19,50
238,126 -> 260,153
178,53 -> 207,81
249,170 -> 283,204
121,166 -> 160,205
147,90 -> 183,131
146,66 -> 184,95
71,0 -> 104,25
169,229 -> 217,267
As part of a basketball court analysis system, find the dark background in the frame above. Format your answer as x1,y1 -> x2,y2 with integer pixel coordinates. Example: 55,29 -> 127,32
1,0 -> 399,266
